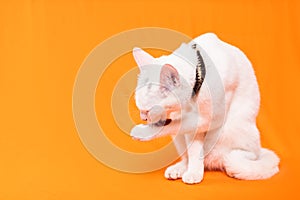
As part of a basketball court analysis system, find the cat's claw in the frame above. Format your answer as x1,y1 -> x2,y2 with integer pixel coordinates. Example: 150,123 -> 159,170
182,171 -> 203,184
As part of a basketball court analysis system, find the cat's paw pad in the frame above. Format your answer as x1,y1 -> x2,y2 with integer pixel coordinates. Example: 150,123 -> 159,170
182,171 -> 203,184
164,162 -> 187,180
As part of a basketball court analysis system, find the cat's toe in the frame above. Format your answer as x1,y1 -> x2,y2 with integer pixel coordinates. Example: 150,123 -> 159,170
182,171 -> 203,184
164,163 -> 187,180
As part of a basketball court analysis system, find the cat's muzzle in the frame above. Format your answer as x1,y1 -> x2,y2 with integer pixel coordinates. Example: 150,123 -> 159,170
142,105 -> 172,127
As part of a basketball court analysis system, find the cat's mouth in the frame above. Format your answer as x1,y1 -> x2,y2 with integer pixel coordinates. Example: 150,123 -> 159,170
153,118 -> 172,127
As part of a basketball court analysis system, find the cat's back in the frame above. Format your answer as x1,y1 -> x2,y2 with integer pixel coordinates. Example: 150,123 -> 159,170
194,33 -> 260,112
193,33 -> 237,66
193,33 -> 240,87
193,32 -> 220,46
193,33 -> 256,88
193,32 -> 253,73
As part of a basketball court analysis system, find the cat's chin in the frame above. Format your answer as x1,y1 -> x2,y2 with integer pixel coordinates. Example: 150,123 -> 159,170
153,118 -> 172,127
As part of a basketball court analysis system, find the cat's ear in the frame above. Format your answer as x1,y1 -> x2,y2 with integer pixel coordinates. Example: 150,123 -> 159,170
133,47 -> 154,67
160,64 -> 180,90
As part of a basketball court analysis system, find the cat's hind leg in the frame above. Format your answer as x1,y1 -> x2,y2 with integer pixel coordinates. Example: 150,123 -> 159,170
224,149 -> 279,180
221,119 -> 280,180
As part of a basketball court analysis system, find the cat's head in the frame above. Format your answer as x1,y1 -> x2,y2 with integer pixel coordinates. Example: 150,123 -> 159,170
133,47 -> 193,126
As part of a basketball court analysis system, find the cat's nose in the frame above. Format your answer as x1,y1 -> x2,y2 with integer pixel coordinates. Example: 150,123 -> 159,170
140,110 -> 148,121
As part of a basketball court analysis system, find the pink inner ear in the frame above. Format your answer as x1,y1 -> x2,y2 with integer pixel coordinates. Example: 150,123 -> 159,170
160,64 -> 180,88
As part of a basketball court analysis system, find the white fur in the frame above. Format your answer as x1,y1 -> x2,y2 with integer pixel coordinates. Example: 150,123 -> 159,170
130,33 -> 280,184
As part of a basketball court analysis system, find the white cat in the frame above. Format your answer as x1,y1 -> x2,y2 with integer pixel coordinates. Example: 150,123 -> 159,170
130,33 -> 279,184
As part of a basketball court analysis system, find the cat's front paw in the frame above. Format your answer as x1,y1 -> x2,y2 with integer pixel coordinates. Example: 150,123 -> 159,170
182,171 -> 203,184
130,124 -> 158,141
164,161 -> 187,180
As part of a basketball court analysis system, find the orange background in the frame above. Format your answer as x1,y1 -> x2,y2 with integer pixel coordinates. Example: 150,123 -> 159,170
1,0 -> 300,199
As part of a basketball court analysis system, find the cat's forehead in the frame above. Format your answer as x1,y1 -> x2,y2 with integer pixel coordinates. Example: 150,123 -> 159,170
138,64 -> 162,82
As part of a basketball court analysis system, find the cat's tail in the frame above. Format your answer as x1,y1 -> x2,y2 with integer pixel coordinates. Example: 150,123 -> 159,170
224,148 -> 280,180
